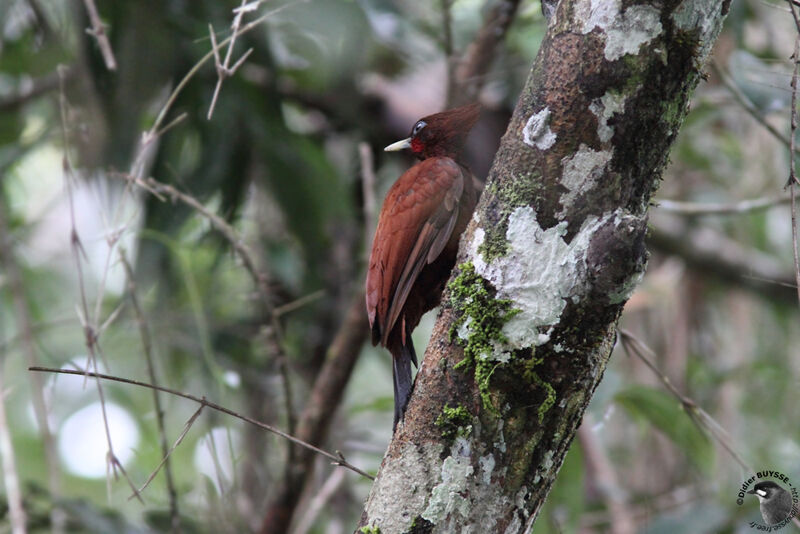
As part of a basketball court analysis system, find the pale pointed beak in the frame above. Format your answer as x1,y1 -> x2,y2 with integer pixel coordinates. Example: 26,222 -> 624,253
384,137 -> 412,152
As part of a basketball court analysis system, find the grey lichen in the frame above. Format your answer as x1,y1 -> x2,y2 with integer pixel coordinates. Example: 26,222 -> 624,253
421,438 -> 474,523
469,206 -> 625,349
576,0 -> 663,61
522,108 -> 557,150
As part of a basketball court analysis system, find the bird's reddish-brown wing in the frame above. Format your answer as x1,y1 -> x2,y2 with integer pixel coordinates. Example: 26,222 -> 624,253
366,157 -> 465,346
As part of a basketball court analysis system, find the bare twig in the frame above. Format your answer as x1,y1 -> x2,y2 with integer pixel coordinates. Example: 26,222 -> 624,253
711,60 -> 800,157
291,467 -> 347,534
132,405 -> 204,499
119,250 -> 181,531
58,65 -> 143,505
134,1 -> 302,177
788,20 -> 800,307
453,0 -> 522,105
81,0 -> 117,70
578,417 -> 635,534
0,162 -> 64,534
0,365 -> 26,534
655,194 -> 791,215
0,69 -> 70,112
207,1 -> 256,121
787,0 -> 800,35
27,367 -> 374,480
273,289 -> 326,317
618,330 -> 753,474
116,172 -> 271,302
620,330 -> 800,530
649,219 -> 797,304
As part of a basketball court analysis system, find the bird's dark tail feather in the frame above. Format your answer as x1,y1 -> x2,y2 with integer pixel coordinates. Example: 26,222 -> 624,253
392,335 -> 416,430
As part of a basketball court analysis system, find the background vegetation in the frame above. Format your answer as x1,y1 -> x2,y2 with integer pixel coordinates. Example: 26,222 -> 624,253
0,0 -> 797,532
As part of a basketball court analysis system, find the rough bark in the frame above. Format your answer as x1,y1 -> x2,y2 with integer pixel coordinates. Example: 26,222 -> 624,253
357,0 -> 731,532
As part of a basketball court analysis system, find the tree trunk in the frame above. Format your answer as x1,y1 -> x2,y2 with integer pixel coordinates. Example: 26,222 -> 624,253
357,0 -> 731,532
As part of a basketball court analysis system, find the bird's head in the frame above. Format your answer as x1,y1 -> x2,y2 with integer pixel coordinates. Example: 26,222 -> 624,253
747,481 -> 785,502
384,102 -> 481,160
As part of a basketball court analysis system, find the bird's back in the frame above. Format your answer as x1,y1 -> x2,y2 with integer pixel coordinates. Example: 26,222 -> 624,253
366,157 -> 477,348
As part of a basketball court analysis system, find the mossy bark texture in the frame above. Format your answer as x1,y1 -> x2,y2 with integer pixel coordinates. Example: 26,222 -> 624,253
357,1 -> 730,532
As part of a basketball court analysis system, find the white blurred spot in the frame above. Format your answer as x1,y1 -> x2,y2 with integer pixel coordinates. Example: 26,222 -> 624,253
58,402 -> 140,479
223,371 -> 241,388
194,427 -> 240,495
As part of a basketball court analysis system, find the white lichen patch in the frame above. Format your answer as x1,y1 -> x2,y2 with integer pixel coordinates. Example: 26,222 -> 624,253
522,108 -> 557,150
609,268 -> 643,304
456,315 -> 474,341
494,419 -> 506,453
576,0 -> 662,61
470,206 -> 624,348
479,454 -> 496,485
364,441 -> 444,532
558,144 -> 612,217
576,0 -> 617,32
589,91 -> 626,143
422,437 -> 474,523
540,450 -> 554,472
515,486 -> 529,510
489,340 -> 512,363
504,514 -> 523,534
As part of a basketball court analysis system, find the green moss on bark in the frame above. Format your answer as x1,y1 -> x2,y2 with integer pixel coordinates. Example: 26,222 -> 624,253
447,262 -> 520,413
521,355 -> 556,422
435,404 -> 473,442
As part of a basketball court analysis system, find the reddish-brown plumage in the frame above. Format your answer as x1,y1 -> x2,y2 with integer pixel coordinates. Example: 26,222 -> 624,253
366,103 -> 481,427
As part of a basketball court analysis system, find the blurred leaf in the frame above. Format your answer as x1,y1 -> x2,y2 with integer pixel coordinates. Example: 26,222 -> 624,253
615,385 -> 714,472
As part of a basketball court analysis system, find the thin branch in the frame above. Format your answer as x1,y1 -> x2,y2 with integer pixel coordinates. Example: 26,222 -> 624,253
132,405 -> 204,499
578,417 -> 635,534
0,157 -> 64,534
81,0 -> 117,70
655,194 -> 791,215
618,330 -> 753,474
207,2 -> 256,122
273,289 -> 326,317
28,367 -> 374,480
711,60 -> 800,157
127,0 -> 301,180
453,0 -> 522,105
0,366 -> 26,534
119,250 -> 181,531
0,69 -> 70,112
789,15 -> 800,307
649,219 -> 797,304
787,0 -> 800,35
116,172 -> 271,302
291,467 -> 347,534
58,66 -> 142,505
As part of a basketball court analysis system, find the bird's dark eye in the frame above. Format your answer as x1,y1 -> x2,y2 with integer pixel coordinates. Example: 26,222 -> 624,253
412,120 -> 426,136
